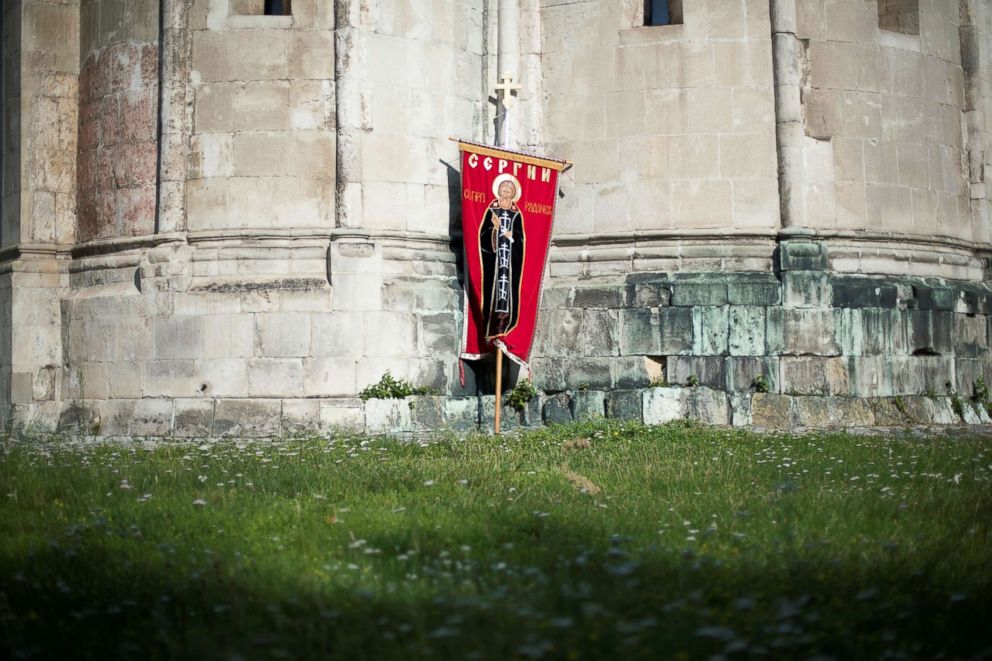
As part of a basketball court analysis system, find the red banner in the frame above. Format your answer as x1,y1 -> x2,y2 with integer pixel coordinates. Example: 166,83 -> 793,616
458,141 -> 568,369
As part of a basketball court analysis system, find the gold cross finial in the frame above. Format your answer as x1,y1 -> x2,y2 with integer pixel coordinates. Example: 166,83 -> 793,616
495,74 -> 521,108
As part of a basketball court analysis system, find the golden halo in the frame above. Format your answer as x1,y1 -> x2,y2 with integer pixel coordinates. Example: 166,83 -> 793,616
492,173 -> 522,202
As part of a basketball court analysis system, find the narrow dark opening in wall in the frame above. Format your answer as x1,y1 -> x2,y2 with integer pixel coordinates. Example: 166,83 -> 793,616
877,0 -> 919,35
264,0 -> 291,15
644,0 -> 683,26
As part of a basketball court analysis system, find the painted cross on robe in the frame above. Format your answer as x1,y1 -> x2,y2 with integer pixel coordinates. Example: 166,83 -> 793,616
498,243 -> 511,269
496,274 -> 510,311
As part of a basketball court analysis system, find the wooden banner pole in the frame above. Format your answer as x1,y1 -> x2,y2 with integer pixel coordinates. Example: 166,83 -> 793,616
494,348 -> 503,435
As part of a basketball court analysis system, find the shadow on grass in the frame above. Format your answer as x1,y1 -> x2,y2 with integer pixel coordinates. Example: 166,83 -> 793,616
2,523 -> 991,661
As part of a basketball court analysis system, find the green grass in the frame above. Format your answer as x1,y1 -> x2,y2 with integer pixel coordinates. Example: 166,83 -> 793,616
1,421 -> 991,659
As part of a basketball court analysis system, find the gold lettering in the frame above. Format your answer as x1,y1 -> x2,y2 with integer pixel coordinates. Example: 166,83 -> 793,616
524,201 -> 554,215
463,189 -> 485,203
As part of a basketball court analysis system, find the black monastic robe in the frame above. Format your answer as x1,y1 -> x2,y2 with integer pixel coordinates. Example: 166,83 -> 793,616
479,200 -> 525,340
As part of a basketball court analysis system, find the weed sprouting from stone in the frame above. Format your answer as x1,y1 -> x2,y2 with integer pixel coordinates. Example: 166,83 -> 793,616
506,379 -> 538,411
359,371 -> 437,401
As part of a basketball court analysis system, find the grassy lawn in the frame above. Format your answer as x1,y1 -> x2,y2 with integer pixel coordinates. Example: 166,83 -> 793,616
1,421 -> 991,660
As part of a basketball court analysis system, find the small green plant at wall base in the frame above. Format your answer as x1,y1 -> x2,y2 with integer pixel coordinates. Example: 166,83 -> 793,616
506,379 -> 538,411
649,376 -> 668,388
893,396 -> 908,416
751,374 -> 770,393
971,377 -> 989,404
686,375 -> 700,387
359,371 -> 436,401
950,392 -> 966,420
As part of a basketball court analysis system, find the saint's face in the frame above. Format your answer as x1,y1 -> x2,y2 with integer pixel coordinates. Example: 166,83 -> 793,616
498,181 -> 516,207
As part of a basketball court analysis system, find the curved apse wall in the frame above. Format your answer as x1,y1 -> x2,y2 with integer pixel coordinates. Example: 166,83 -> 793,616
77,0 -> 159,242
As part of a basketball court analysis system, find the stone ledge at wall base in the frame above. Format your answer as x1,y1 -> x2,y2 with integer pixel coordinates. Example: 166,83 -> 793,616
4,390 -> 990,441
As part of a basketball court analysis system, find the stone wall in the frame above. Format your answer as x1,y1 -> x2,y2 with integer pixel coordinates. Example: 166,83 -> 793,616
532,240 -> 992,402
186,0 -> 334,233
797,0 -> 971,241
77,0 -> 159,242
542,0 -> 779,240
21,0 -> 78,247
1,0 -> 22,249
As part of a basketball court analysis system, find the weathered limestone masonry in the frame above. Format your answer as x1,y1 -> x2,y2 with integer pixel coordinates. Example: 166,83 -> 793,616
0,0 -> 991,438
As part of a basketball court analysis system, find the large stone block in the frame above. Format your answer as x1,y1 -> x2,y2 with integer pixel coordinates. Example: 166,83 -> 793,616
658,307 -> 694,354
685,388 -> 731,425
671,278 -> 728,307
214,399 -> 282,437
410,396 -> 445,430
730,393 -> 752,427
564,358 -> 612,390
642,387 -> 686,425
544,309 -> 619,357
311,312 -> 366,357
319,400 -> 364,432
795,397 -> 874,428
767,308 -> 840,356
750,394 -> 795,428
909,310 -> 953,355
130,399 -> 175,437
624,277 -> 672,308
833,278 -> 899,308
619,308 -> 659,356
925,397 -> 958,425
530,358 -> 566,391
861,309 -> 909,356
728,306 -> 765,356
913,285 -> 957,311
282,399 -> 320,436
781,357 -> 849,396
255,312 -> 312,358
727,276 -> 781,306
571,286 -> 624,309
542,393 -> 572,424
726,356 -> 779,392
954,358 -> 987,397
953,313 -> 987,358
893,355 -> 952,396
606,390 -> 642,421
364,398 -> 413,435
442,398 -> 480,431
142,360 -> 197,397
174,399 -> 215,438
693,306 -> 729,355
612,356 -> 653,389
248,358 -> 305,397
667,356 -> 725,389
783,271 -> 831,308
571,390 -> 606,420
419,313 -> 457,355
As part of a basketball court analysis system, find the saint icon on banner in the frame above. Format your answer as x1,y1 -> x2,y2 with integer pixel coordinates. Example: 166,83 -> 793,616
479,173 -> 526,340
